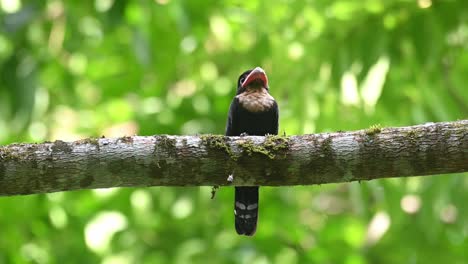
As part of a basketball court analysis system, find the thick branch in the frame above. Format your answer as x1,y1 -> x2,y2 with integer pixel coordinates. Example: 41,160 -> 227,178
0,120 -> 467,196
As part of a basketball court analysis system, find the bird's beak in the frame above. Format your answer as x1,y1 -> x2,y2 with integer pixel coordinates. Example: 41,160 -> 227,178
241,67 -> 269,88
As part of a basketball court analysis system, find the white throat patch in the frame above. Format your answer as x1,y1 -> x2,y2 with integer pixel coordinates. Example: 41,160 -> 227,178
236,88 -> 275,113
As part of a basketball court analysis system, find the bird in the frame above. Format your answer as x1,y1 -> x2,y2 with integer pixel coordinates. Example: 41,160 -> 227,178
225,67 -> 279,236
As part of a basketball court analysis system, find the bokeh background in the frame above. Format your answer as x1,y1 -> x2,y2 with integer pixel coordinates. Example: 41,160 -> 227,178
1,0 -> 467,263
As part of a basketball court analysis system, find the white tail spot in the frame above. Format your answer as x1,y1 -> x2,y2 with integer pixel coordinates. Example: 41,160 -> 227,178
247,203 -> 258,210
235,202 -> 246,210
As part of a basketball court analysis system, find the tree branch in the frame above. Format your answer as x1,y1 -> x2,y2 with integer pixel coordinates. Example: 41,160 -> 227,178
0,120 -> 467,196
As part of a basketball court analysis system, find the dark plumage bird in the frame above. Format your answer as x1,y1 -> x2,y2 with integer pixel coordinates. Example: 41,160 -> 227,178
225,67 -> 279,236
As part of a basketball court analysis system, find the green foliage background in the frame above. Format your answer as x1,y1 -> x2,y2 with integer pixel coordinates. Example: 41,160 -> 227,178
1,0 -> 467,263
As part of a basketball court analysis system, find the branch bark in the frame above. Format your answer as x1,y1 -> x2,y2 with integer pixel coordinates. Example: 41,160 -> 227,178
0,120 -> 467,196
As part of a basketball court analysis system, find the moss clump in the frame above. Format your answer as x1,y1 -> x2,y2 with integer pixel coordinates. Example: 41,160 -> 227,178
79,138 -> 100,150
88,138 -> 100,145
0,149 -> 21,161
404,129 -> 426,145
156,135 -> 177,156
452,121 -> 468,132
119,136 -> 133,143
200,134 -> 290,160
200,135 -> 235,160
51,140 -> 72,153
319,135 -> 333,156
264,135 -> 289,152
406,130 -> 417,137
365,124 -> 382,135
238,135 -> 289,159
159,135 -> 176,148
238,139 -> 271,157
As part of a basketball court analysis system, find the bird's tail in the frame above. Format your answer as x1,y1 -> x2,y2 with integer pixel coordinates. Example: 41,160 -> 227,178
234,186 -> 259,236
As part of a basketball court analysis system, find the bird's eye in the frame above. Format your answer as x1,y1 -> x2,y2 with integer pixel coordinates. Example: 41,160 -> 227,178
240,77 -> 245,84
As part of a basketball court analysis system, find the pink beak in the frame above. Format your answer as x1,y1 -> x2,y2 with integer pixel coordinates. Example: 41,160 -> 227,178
241,67 -> 269,88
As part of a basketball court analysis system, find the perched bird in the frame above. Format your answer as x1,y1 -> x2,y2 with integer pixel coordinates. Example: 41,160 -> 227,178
225,67 -> 279,236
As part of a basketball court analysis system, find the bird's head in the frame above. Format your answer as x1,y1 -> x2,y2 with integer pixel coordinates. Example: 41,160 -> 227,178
236,67 -> 269,95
